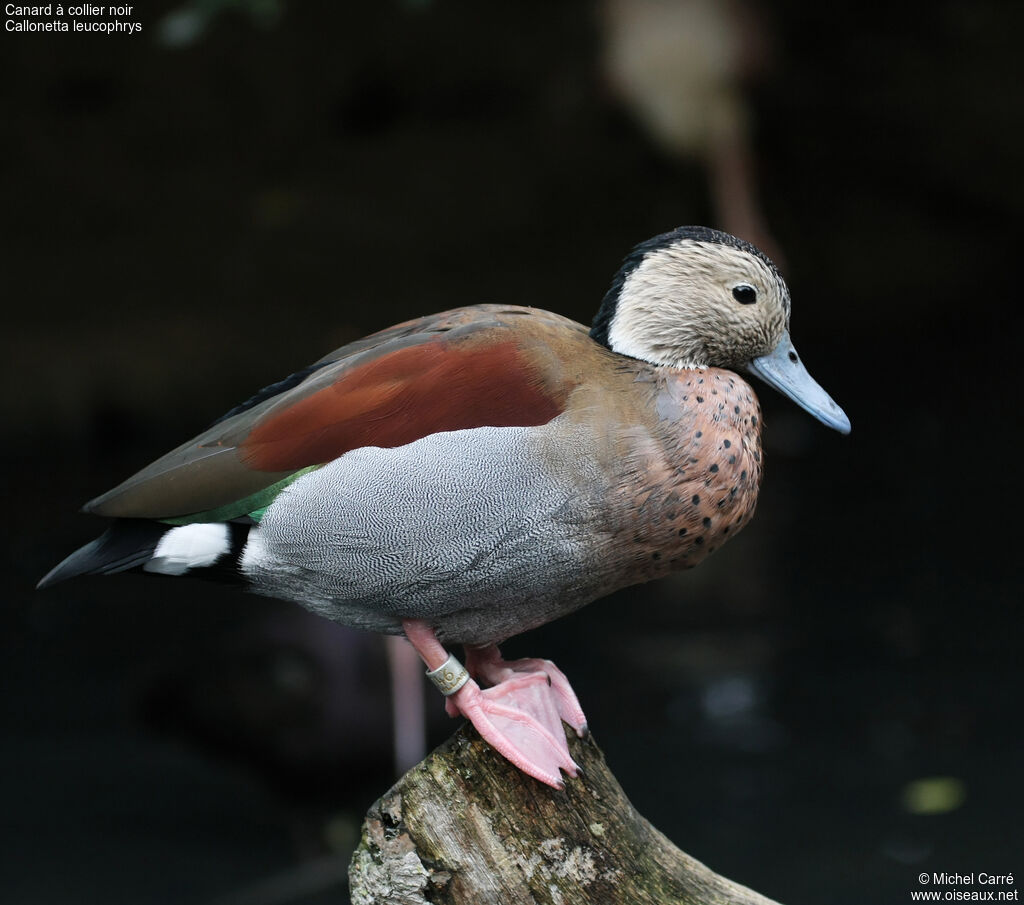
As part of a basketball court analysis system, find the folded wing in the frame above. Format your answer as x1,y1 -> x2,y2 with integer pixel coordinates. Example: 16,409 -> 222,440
85,306 -> 581,522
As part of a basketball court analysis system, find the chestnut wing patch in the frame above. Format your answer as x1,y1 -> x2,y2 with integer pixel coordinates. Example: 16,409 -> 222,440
240,337 -> 565,471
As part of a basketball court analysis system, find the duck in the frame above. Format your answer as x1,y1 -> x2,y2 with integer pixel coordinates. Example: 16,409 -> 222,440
38,226 -> 850,789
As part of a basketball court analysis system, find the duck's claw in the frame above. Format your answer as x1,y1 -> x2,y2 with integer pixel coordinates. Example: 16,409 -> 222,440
448,673 -> 579,788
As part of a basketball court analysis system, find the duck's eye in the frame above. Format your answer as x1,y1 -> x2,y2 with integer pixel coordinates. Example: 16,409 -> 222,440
732,284 -> 757,305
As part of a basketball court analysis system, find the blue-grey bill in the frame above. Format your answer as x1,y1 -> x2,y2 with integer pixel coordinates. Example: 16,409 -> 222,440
745,332 -> 851,434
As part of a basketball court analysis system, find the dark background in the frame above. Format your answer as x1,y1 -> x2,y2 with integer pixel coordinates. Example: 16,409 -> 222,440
3,2 -> 1022,903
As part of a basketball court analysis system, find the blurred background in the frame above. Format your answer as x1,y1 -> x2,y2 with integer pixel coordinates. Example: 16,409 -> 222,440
3,1 -> 1022,903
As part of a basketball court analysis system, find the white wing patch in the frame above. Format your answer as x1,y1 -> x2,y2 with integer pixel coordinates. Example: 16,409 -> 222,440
144,523 -> 231,575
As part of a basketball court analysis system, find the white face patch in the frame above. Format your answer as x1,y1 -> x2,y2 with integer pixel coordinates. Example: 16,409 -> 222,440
607,239 -> 789,369
144,523 -> 231,576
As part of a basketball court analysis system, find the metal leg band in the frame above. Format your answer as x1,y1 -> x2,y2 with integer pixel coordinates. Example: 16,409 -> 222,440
426,653 -> 470,696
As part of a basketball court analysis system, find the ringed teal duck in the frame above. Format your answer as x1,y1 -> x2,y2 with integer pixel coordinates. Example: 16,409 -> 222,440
39,226 -> 850,788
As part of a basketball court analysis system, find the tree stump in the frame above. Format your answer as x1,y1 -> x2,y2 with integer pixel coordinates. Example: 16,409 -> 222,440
349,725 -> 783,905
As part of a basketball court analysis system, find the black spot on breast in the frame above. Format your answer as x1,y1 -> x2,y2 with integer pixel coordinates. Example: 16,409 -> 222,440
752,415 -> 758,426
692,495 -> 700,505
723,439 -> 731,448
728,455 -> 736,464
734,405 -> 741,414
678,527 -> 687,536
695,431 -> 703,438
740,470 -> 747,481
709,464 -> 719,473
696,396 -> 704,403
694,537 -> 704,546
652,551 -> 661,561
703,517 -> 712,529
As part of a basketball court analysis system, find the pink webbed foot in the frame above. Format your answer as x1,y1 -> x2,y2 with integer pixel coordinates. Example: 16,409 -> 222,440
463,647 -> 588,737
402,620 -> 584,789
448,671 -> 579,788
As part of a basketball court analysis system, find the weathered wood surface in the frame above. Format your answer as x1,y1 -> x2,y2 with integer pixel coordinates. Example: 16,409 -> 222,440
349,724 -> 783,905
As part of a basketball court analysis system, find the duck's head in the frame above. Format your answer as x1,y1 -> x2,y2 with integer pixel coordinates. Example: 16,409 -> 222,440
591,226 -> 851,434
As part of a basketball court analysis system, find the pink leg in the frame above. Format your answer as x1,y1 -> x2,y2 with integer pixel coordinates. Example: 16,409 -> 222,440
402,620 -> 582,789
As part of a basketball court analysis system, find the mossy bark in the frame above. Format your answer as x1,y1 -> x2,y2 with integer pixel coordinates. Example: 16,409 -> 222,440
349,725 -> 783,905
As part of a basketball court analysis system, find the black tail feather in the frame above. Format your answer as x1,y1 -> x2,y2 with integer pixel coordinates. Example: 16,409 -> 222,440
37,521 -> 168,590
